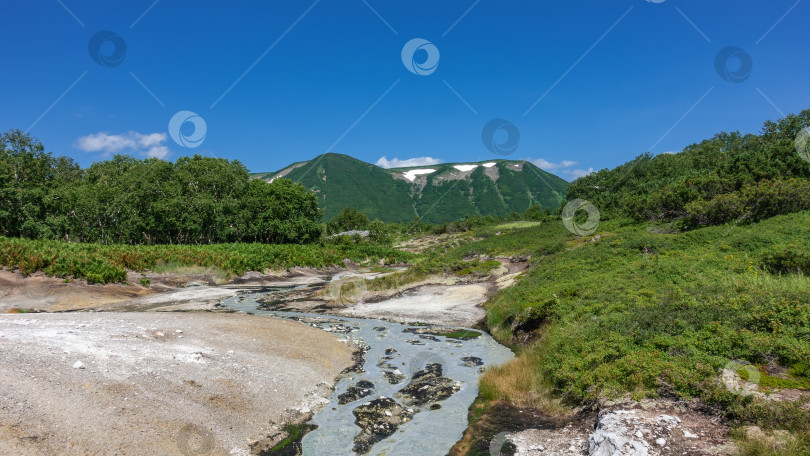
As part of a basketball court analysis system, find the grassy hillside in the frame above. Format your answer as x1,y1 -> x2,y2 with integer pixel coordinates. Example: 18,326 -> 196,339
423,212 -> 808,454
480,215 -> 809,407
443,110 -> 810,454
256,154 -> 568,224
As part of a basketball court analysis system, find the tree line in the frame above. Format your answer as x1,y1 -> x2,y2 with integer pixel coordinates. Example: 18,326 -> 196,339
0,130 -> 322,245
567,109 -> 810,227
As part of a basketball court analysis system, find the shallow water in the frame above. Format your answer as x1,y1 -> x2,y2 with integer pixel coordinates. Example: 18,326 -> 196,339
222,290 -> 514,456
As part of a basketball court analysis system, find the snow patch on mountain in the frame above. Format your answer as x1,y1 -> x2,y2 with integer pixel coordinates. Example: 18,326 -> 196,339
403,169 -> 436,181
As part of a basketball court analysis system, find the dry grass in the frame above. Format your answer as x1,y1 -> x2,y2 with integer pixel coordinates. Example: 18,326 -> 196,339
479,350 -> 573,418
494,221 -> 543,230
720,270 -> 810,297
732,428 -> 810,456
4,308 -> 37,314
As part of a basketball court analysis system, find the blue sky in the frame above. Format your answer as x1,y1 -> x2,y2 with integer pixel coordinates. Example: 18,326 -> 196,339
1,0 -> 808,180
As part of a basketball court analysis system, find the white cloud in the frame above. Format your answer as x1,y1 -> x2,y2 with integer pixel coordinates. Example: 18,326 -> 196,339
528,158 -> 579,171
75,131 -> 170,160
524,157 -> 595,181
144,145 -> 170,159
375,156 -> 444,169
568,167 -> 595,179
137,133 -> 166,148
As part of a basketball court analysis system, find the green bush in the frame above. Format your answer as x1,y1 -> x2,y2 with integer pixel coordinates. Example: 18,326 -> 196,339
762,245 -> 810,275
0,236 -> 413,284
367,219 -> 391,245
326,207 -> 370,234
683,179 -> 810,228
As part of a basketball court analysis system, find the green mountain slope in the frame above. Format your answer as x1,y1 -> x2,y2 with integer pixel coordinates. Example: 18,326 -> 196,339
567,109 -> 810,227
253,153 -> 568,223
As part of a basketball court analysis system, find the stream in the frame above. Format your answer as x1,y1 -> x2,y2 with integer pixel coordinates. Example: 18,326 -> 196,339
222,286 -> 514,456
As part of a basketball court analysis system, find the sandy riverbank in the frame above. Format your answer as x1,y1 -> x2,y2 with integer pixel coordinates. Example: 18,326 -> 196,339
0,267 -> 334,313
0,261 -> 525,454
0,312 -> 354,455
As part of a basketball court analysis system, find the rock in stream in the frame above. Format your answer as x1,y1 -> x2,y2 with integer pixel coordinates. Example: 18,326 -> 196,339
352,397 -> 417,454
395,363 -> 461,407
338,380 -> 375,405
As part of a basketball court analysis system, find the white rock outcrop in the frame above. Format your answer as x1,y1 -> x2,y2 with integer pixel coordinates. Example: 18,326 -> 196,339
589,411 -> 649,456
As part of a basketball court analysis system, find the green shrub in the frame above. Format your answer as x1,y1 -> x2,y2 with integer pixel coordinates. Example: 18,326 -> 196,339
367,219 -> 391,245
0,236 -> 413,284
326,207 -> 369,234
683,179 -> 810,228
762,245 -> 810,275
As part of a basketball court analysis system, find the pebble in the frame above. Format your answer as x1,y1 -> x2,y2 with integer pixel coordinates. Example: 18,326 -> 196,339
655,438 -> 666,446
659,414 -> 680,425
72,361 -> 85,369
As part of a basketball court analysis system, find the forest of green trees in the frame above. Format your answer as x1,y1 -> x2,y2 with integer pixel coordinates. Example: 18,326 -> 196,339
0,129 -> 322,245
5,109 -> 810,247
567,110 -> 810,228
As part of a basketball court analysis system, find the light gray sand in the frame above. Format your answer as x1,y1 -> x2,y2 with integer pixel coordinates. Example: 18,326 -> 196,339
0,312 -> 353,455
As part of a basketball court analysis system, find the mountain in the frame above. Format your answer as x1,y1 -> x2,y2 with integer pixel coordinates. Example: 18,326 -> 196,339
251,153 -> 568,224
